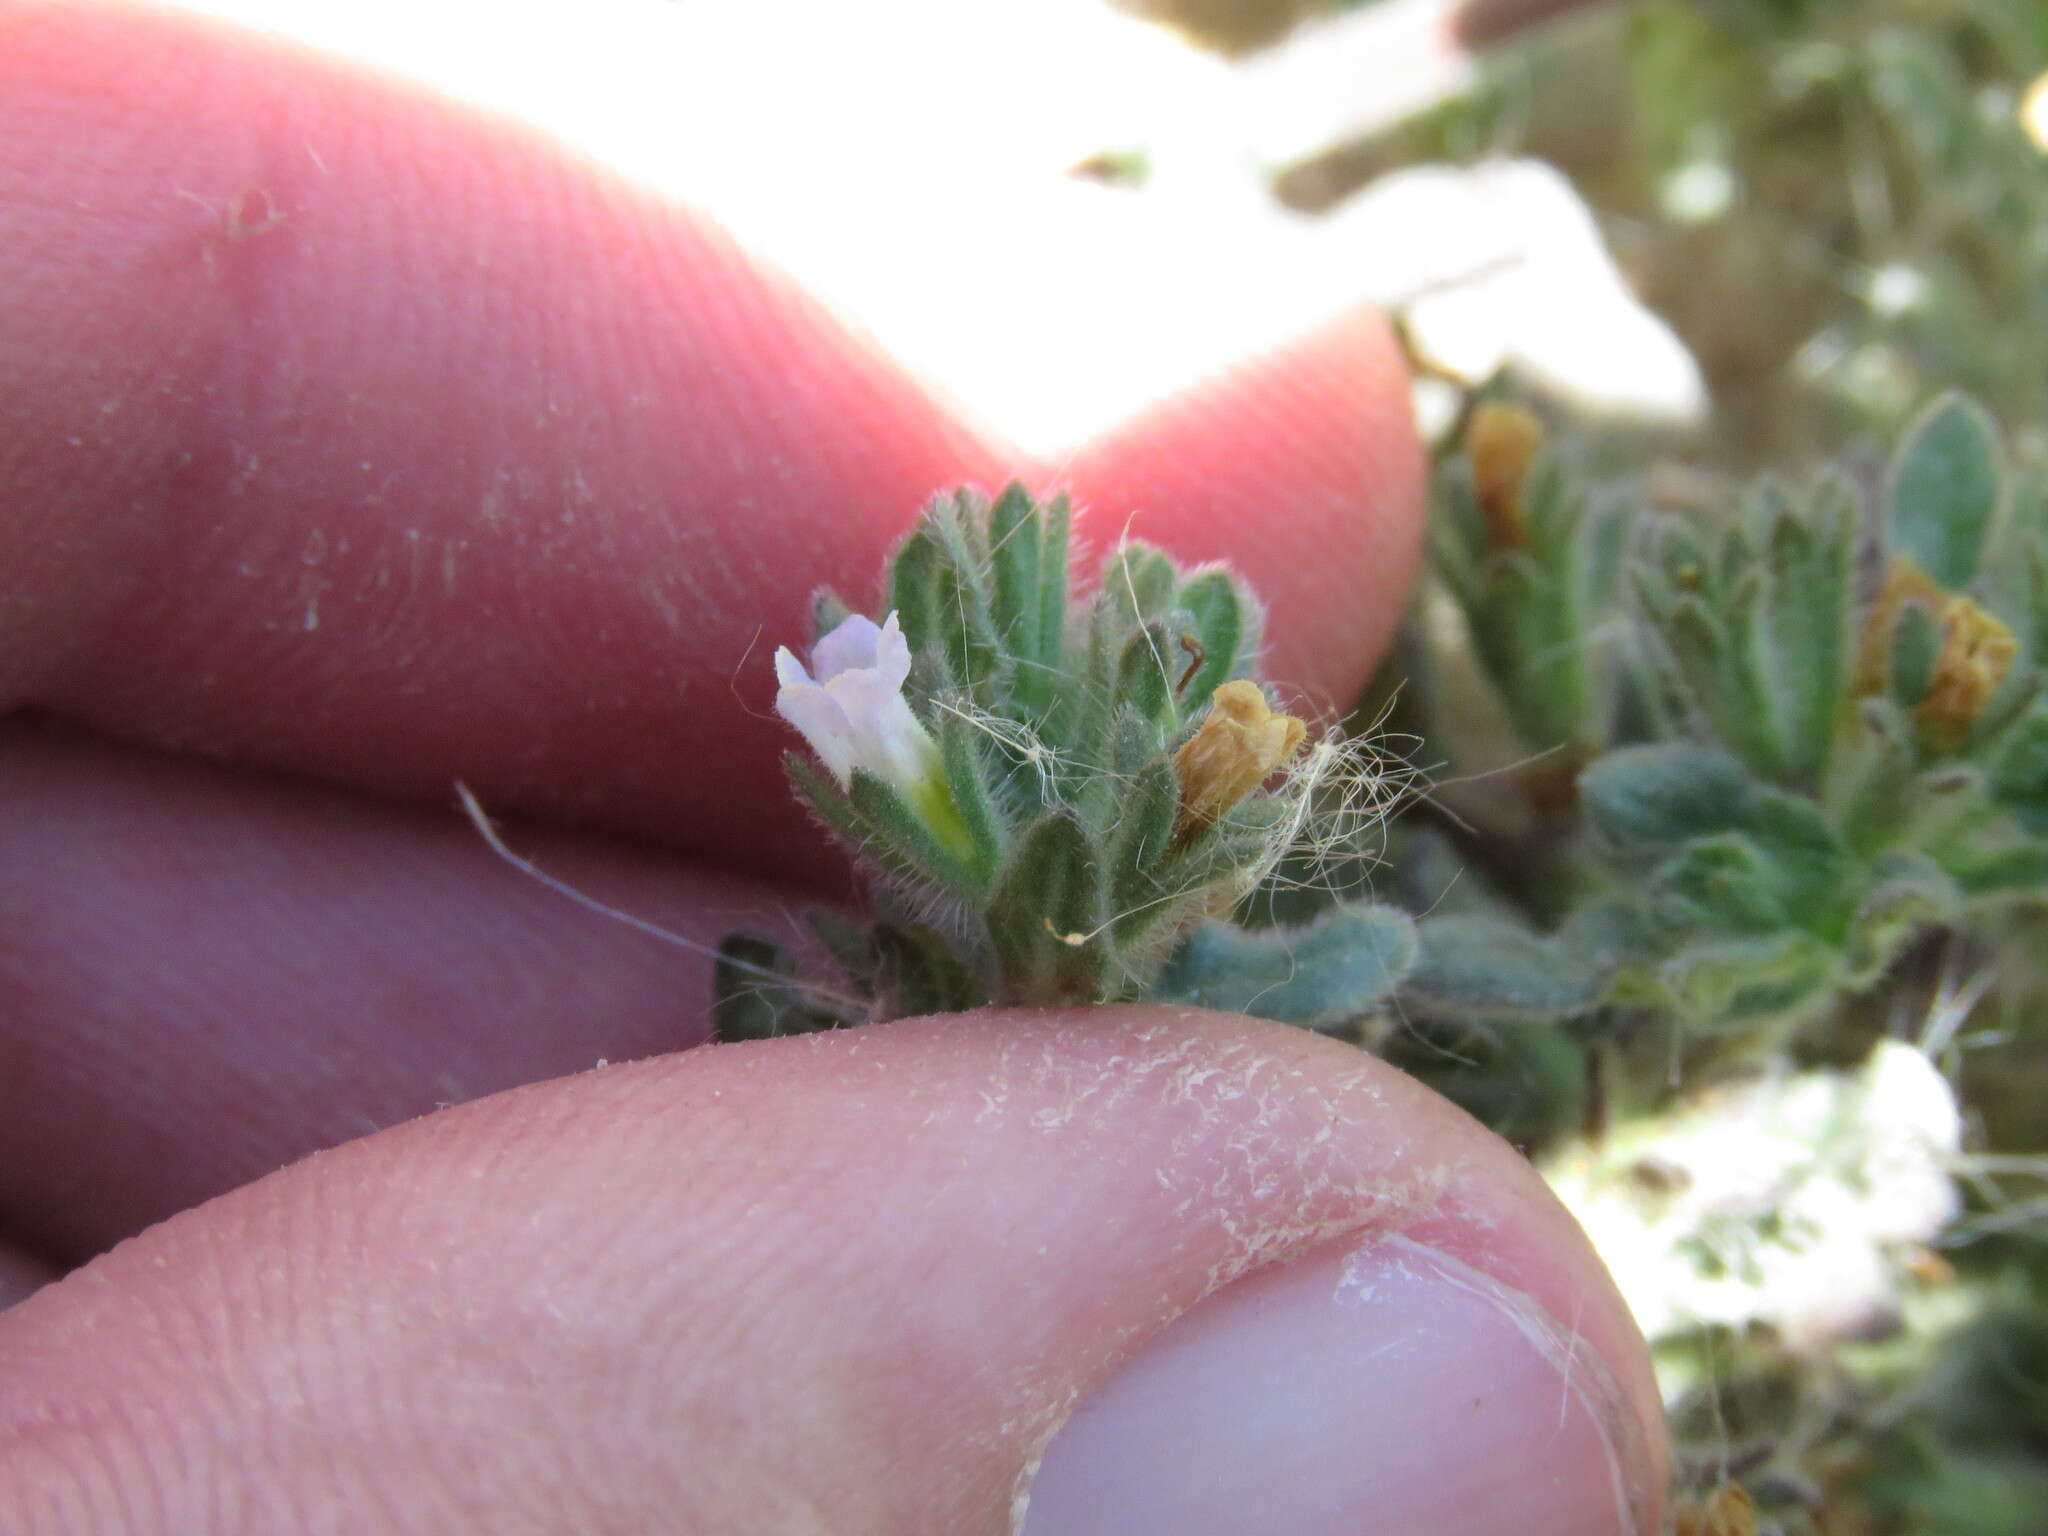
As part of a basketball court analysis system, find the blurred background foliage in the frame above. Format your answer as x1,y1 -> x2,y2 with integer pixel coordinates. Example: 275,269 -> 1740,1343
1280,0 -> 2048,468
1099,1 -> 2048,1529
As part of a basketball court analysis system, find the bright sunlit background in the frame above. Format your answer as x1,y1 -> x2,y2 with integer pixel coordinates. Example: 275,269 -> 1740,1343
172,0 -> 1703,455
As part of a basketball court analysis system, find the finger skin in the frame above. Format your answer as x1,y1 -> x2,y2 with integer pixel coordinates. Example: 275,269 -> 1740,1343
0,721 -> 811,1263
1,0 -> 1422,1260
0,0 -> 1422,877
2,0 -> 998,878
0,1008 -> 1665,1533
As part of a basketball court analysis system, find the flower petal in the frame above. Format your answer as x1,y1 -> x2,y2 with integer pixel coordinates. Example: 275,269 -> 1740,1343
809,613 -> 884,683
778,609 -> 935,791
775,678 -> 858,784
865,692 -> 943,787
871,610 -> 914,693
774,645 -> 816,690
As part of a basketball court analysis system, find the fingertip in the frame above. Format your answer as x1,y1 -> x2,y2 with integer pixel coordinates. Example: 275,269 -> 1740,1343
1060,305 -> 1426,713
0,723 -> 814,1259
1026,1236 -> 1658,1535
1,0 -> 1003,868
4,2 -> 1426,869
0,1006 -> 1659,1533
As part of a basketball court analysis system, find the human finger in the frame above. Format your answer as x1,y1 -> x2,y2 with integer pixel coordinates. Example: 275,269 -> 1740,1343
0,720 -> 806,1264
3,1 -> 1421,877
0,1007 -> 1663,1534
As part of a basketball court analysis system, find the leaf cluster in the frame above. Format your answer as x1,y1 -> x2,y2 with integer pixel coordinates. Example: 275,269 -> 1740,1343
718,485 -> 1414,1038
1408,394 -> 2048,1050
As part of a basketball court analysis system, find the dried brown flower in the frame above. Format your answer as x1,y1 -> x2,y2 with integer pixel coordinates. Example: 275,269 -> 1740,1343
1673,1483 -> 1756,1536
1466,400 -> 1546,553
1855,555 -> 2017,749
1917,593 -> 2017,750
1172,680 -> 1306,843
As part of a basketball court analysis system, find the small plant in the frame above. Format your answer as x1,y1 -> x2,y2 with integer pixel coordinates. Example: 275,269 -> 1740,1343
713,485 -> 1416,1040
1406,393 -> 2048,1530
1407,395 -> 2048,1043
722,395 -> 2048,1064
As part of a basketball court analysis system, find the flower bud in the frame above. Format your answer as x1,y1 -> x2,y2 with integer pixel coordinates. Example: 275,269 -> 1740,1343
1466,401 -> 1546,553
775,611 -> 941,790
774,610 -> 981,861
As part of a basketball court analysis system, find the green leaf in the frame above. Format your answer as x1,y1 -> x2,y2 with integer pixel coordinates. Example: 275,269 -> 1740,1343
1443,460 -> 1600,750
1106,756 -> 1181,945
1649,516 -> 1713,593
1100,542 -> 1178,631
1170,791 -> 1291,893
1717,567 -> 1783,773
786,750 -> 877,857
1035,491 -> 1072,697
1555,896 -> 1654,970
1175,568 -> 1251,704
1658,930 -> 1835,1024
1523,455 -> 1578,556
1149,904 -> 1418,1027
1070,706 -> 1165,850
986,482 -> 1043,683
1830,697 -> 1921,850
987,812 -> 1106,1003
926,511 -> 1004,707
1947,840 -> 2048,896
887,526 -> 947,688
1058,576 -> 1148,776
1436,470 -> 1488,566
1629,560 -> 1680,628
1579,494 -> 1637,617
1755,480 -> 1856,783
1104,704 -> 1167,777
1580,744 -> 1759,848
1650,835 -> 1792,934
1889,392 -> 2002,589
1115,623 -> 1178,730
1843,852 -> 1959,983
937,703 -> 1008,881
1992,706 -> 2048,833
1718,519 -> 1758,596
1428,485 -> 1484,612
1663,597 -> 1728,721
1891,599 -> 1942,708
1402,915 -> 1606,1021
1900,763 -> 1997,852
1751,790 -> 1856,934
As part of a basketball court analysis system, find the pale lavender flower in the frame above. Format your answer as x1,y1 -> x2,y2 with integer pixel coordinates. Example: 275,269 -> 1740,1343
774,611 -> 944,793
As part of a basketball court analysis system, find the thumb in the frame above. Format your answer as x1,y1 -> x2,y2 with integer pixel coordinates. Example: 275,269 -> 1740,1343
0,1009 -> 1664,1534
